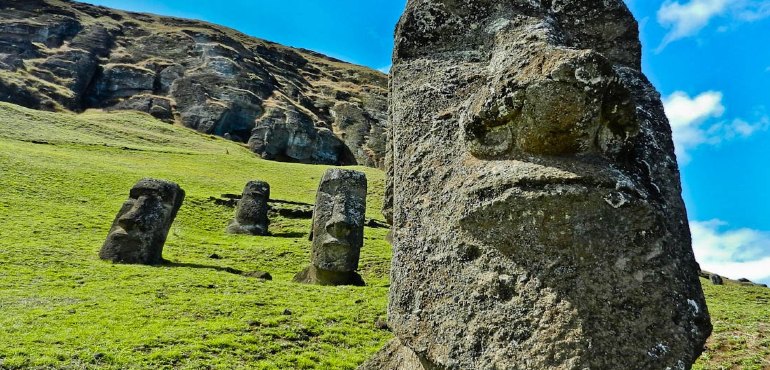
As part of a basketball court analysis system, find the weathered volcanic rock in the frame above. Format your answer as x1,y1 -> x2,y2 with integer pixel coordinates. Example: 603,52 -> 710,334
108,94 -> 174,123
710,274 -> 724,285
99,178 -> 184,265
366,1 -> 711,369
294,169 -> 367,286
227,180 -> 270,236
0,0 -> 388,167
248,105 -> 355,165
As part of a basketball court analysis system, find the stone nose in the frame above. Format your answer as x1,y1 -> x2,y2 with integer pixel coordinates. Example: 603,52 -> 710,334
325,207 -> 352,239
117,197 -> 149,230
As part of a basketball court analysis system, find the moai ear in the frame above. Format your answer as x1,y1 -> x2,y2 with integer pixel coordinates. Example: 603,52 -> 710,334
308,210 -> 315,241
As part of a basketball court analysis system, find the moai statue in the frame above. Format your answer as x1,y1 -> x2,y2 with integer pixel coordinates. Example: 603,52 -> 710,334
99,178 -> 185,265
294,169 -> 367,286
363,0 -> 711,369
227,180 -> 270,235
710,274 -> 724,285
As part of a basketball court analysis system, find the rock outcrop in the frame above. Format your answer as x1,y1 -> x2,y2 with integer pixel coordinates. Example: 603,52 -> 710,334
0,0 -> 387,167
367,0 -> 711,369
99,178 -> 184,265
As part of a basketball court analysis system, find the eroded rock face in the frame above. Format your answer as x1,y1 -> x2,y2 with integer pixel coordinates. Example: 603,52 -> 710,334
248,106 -> 355,165
99,178 -> 184,265
294,169 -> 366,286
227,180 -> 270,236
367,1 -> 711,369
0,0 -> 388,167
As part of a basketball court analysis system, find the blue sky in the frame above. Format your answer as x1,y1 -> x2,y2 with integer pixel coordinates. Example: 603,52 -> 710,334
82,0 -> 770,283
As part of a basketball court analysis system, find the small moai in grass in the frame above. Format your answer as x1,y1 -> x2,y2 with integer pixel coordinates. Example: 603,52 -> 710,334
294,168 -> 367,286
227,180 -> 270,236
99,178 -> 184,265
710,274 -> 724,285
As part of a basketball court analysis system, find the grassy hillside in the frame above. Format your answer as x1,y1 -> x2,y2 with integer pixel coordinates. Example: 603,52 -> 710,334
0,102 -> 768,369
696,281 -> 770,369
0,103 -> 391,369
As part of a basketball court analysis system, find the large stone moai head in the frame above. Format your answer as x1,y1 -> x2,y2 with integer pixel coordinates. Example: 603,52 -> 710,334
227,180 -> 270,235
369,0 -> 712,369
294,168 -> 367,286
99,179 -> 185,265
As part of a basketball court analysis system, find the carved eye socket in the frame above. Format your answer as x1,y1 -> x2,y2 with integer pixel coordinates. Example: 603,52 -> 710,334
129,187 -> 178,208
463,81 -> 586,158
462,51 -> 639,159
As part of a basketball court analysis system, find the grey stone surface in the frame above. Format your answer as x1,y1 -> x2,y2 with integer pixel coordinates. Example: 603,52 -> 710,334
0,0 -> 388,168
99,178 -> 184,265
366,0 -> 711,369
227,180 -> 270,236
109,94 -> 175,123
361,339 -> 432,370
248,106 -> 354,165
294,168 -> 367,286
243,270 -> 272,280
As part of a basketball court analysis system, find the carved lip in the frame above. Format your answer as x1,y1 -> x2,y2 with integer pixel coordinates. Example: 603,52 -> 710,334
462,176 -> 636,225
107,227 -> 142,243
321,239 -> 349,249
110,227 -> 130,237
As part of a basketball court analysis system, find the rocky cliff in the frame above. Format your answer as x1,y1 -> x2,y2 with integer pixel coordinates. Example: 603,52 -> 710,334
0,0 -> 388,167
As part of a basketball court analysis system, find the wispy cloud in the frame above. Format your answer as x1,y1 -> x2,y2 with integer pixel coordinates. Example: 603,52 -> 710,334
692,220 -> 770,284
377,64 -> 391,74
657,0 -> 770,51
657,0 -> 730,51
663,91 -> 769,163
734,1 -> 770,21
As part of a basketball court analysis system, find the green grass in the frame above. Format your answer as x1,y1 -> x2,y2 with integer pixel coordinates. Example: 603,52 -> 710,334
694,279 -> 770,370
0,103 -> 391,369
0,102 -> 768,369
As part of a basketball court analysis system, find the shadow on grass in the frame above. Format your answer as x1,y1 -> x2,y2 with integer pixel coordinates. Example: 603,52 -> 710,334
270,231 -> 307,238
159,261 -> 242,275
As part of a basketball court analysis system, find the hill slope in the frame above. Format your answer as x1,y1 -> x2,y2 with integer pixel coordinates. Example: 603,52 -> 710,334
0,103 -> 391,369
0,0 -> 388,167
0,103 -> 768,368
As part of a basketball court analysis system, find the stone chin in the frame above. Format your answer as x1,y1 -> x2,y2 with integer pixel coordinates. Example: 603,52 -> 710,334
100,228 -> 159,264
314,237 -> 357,271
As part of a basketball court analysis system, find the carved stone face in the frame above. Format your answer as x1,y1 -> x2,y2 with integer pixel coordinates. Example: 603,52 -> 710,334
227,180 -> 270,235
310,169 -> 367,272
375,1 -> 711,369
99,179 -> 184,265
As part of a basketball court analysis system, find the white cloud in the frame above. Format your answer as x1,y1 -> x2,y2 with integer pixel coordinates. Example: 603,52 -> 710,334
663,91 -> 768,163
692,220 -> 770,284
735,1 -> 770,20
657,0 -> 730,50
377,64 -> 391,74
657,0 -> 770,51
663,91 -> 724,162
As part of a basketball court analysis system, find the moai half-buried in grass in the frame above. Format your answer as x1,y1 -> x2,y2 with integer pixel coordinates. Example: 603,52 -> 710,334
227,180 -> 270,236
362,0 -> 712,369
99,178 -> 184,265
295,169 -> 367,286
